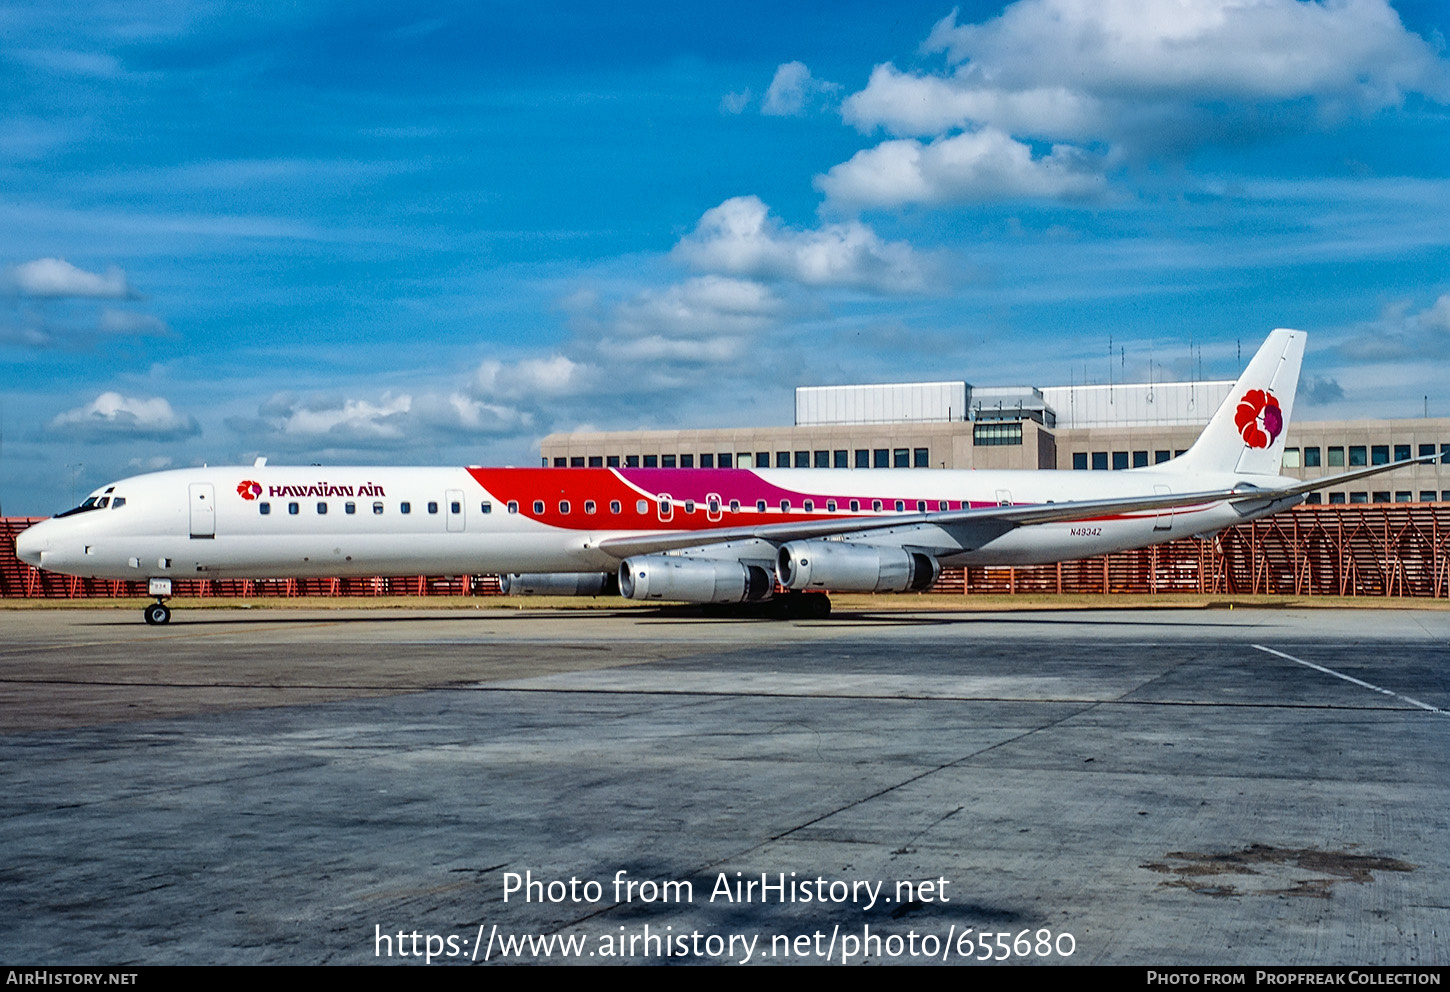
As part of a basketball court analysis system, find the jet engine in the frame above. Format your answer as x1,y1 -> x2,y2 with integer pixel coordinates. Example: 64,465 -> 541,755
775,541 -> 939,593
500,572 -> 619,596
618,555 -> 774,603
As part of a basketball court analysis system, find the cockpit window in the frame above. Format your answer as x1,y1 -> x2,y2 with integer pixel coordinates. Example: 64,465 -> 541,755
111,497 -> 126,509
55,496 -> 104,518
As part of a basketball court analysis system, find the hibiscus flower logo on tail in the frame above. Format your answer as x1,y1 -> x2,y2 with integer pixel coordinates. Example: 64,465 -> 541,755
1233,389 -> 1283,449
237,480 -> 262,500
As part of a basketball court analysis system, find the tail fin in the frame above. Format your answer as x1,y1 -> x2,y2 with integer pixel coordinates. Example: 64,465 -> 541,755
1170,329 -> 1305,476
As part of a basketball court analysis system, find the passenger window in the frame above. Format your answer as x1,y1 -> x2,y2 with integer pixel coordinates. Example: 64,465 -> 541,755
609,500 -> 621,514
849,500 -> 860,512
728,499 -> 739,513
584,500 -> 596,514
636,500 -> 648,514
317,502 -> 327,514
755,500 -> 766,512
289,502 -> 299,515
401,502 -> 412,514
708,498 -> 720,513
802,500 -> 814,512
895,500 -> 905,512
373,502 -> 384,515
780,500 -> 791,512
507,501 -> 519,513
660,499 -> 672,514
533,500 -> 545,514
480,501 -> 492,514
451,501 -> 461,514
916,500 -> 926,512
428,502 -> 439,514
683,500 -> 695,514
345,502 -> 356,514
826,500 -> 837,512
559,501 -> 570,514
260,502 -> 271,515
872,500 -> 882,512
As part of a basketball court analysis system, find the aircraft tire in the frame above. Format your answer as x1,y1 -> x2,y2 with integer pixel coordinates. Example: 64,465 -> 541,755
144,603 -> 171,626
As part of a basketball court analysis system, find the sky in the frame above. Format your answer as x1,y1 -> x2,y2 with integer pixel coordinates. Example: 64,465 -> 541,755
3,0 -> 1450,514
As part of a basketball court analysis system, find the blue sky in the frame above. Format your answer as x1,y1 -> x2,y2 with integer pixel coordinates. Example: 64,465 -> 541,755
3,0 -> 1449,513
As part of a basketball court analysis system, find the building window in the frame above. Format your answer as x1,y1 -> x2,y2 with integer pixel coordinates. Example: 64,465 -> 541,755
1349,446 -> 1367,467
814,450 -> 829,468
1155,450 -> 1171,464
1350,492 -> 1368,503
1112,451 -> 1129,470
1442,444 -> 1450,465
1092,451 -> 1108,470
1304,492 -> 1321,504
1304,447 -> 1321,467
607,455 -> 620,467
1372,491 -> 1390,503
1371,445 -> 1388,466
1419,443 -> 1436,459
874,449 -> 889,468
756,452 -> 770,468
662,455 -> 677,468
553,457 -> 566,467
719,453 -> 733,468
1395,444 -> 1411,462
855,449 -> 869,468
679,454 -> 693,468
1328,446 -> 1345,467
644,455 -> 658,467
914,448 -> 929,467
974,423 -> 1022,446
1133,450 -> 1148,468
834,450 -> 849,468
626,455 -> 639,467
795,451 -> 811,468
1073,452 -> 1088,470
1395,491 -> 1412,503
1420,491 -> 1436,503
570,457 -> 584,467
777,451 -> 791,468
1328,492 -> 1345,504
700,453 -> 714,468
1282,448 -> 1301,468
893,449 -> 909,468
587,456 -> 602,467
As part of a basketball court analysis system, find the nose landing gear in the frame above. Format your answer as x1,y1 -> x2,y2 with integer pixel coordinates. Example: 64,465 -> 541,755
144,577 -> 173,625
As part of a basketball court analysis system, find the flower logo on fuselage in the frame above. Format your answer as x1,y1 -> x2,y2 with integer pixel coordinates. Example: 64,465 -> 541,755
1233,389 -> 1282,449
237,480 -> 262,500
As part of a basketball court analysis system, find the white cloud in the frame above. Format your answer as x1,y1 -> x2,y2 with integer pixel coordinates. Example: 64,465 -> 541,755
843,1 -> 1450,151
50,392 -> 199,441
472,354 -> 591,403
817,128 -> 1107,207
673,196 -> 933,292
719,89 -> 752,115
761,61 -> 840,116
6,258 -> 135,299
1340,294 -> 1450,361
98,309 -> 169,335
248,393 -> 414,443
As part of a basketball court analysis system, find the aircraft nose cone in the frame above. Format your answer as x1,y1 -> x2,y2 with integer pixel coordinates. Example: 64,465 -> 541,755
15,525 -> 46,567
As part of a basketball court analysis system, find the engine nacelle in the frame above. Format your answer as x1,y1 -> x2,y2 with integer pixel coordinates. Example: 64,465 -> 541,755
618,556 -> 774,603
775,541 -> 939,593
500,572 -> 619,596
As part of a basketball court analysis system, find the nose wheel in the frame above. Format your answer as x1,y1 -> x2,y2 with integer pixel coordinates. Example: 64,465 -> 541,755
143,600 -> 172,625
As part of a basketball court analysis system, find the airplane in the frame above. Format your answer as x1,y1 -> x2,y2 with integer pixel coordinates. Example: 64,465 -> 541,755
15,329 -> 1436,624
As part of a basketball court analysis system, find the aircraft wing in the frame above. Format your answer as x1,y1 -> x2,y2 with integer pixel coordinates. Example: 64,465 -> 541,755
591,454 -> 1438,560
